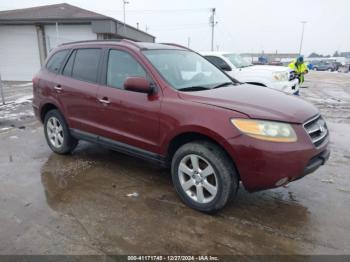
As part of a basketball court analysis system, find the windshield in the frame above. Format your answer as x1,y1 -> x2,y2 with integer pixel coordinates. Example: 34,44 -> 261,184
143,50 -> 233,90
223,53 -> 252,68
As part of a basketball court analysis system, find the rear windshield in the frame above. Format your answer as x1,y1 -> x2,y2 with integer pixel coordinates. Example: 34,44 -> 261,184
223,53 -> 252,68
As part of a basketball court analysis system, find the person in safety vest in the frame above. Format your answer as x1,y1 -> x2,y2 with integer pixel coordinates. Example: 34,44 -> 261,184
289,56 -> 308,91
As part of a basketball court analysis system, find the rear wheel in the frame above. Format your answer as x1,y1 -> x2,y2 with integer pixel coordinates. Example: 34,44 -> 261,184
171,141 -> 238,213
44,109 -> 78,154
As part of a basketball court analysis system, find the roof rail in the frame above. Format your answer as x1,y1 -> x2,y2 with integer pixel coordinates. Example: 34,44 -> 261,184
59,39 -> 139,47
160,43 -> 192,51
119,39 -> 140,48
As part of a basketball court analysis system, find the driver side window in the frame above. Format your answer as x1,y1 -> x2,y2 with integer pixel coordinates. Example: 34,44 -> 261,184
107,50 -> 147,89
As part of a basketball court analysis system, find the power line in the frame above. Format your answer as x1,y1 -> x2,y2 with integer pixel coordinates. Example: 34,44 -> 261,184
100,8 -> 210,13
149,23 -> 208,29
154,26 -> 209,32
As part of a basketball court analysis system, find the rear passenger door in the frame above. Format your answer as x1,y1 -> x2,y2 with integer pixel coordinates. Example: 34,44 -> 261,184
38,49 -> 70,110
56,48 -> 102,134
96,49 -> 161,153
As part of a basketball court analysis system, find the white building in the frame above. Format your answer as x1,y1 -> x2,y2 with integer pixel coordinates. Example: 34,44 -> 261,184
0,3 -> 155,81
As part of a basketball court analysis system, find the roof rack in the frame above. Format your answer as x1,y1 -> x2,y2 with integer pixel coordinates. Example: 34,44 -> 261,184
59,39 -> 140,47
59,39 -> 120,46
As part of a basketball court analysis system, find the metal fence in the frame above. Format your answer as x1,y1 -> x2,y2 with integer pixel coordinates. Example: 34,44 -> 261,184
0,73 -> 5,105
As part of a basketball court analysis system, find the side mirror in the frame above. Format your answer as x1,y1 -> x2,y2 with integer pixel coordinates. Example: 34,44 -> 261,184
219,64 -> 232,71
124,77 -> 153,94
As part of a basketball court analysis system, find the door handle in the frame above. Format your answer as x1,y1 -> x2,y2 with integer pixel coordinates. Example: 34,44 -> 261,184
54,85 -> 63,91
98,98 -> 110,105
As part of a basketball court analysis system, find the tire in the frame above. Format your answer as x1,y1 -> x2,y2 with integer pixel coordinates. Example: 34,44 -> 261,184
313,67 -> 318,71
171,141 -> 239,213
44,109 -> 78,154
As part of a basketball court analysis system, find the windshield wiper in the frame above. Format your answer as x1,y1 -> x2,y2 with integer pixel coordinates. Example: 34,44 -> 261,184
212,82 -> 233,89
178,86 -> 211,91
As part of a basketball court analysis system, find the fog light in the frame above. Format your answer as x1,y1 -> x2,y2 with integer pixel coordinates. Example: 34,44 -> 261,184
275,177 -> 289,186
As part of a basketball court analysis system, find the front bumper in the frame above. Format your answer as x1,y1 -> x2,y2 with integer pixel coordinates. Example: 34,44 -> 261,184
226,124 -> 330,192
269,79 -> 299,94
303,149 -> 330,176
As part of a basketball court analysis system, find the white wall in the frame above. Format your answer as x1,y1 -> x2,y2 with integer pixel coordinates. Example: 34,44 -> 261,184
0,25 -> 41,81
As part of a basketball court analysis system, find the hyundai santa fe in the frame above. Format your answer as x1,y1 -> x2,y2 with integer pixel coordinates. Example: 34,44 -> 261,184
32,40 -> 330,213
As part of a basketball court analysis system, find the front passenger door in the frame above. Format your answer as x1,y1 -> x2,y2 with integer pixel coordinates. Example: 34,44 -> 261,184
96,49 -> 161,153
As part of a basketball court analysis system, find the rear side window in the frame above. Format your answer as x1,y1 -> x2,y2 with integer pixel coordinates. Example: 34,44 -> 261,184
107,50 -> 147,89
71,49 -> 101,83
62,50 -> 76,76
46,50 -> 69,73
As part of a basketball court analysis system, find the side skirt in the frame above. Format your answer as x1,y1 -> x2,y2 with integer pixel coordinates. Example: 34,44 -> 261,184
70,128 -> 168,167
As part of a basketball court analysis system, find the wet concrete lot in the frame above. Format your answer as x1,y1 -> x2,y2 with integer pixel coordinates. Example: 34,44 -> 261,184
0,72 -> 350,255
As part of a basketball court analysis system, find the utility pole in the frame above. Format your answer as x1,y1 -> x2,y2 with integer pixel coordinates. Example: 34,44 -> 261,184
145,25 -> 148,32
209,8 -> 218,52
123,0 -> 129,34
299,21 -> 307,55
136,22 -> 139,30
55,22 -> 59,46
187,37 -> 191,48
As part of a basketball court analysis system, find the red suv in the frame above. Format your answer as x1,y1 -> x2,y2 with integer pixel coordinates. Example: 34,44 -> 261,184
32,40 -> 330,213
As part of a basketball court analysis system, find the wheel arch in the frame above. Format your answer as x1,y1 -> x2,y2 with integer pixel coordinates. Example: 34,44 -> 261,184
40,103 -> 59,123
166,131 -> 240,180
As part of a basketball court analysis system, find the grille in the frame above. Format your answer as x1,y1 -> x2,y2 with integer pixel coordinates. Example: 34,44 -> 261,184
303,115 -> 329,147
289,70 -> 296,81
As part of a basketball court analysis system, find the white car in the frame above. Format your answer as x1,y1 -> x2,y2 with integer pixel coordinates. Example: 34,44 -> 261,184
202,52 -> 299,95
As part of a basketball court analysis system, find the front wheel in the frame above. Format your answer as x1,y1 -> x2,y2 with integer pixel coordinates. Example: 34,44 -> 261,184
171,141 -> 239,213
44,109 -> 78,154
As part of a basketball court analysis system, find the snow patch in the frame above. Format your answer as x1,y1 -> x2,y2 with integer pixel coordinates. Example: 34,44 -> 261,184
11,82 -> 32,88
14,95 -> 33,104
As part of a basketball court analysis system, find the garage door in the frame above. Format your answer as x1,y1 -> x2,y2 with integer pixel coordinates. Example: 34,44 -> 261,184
0,25 -> 41,81
45,24 -> 97,53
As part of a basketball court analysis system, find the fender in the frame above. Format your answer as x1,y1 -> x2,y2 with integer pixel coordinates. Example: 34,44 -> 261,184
39,98 -> 67,124
160,124 -> 240,159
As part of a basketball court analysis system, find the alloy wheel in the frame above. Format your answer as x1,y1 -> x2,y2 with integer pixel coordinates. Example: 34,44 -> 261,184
178,154 -> 218,204
46,116 -> 64,148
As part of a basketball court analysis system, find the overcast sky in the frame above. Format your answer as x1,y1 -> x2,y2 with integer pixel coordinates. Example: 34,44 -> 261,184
1,0 -> 349,56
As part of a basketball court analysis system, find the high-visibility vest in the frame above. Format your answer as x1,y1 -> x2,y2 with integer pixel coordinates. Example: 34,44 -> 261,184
289,61 -> 308,84
288,62 -> 308,74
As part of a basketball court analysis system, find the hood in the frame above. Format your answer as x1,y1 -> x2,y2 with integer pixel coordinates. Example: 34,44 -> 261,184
179,84 -> 318,124
239,65 -> 290,73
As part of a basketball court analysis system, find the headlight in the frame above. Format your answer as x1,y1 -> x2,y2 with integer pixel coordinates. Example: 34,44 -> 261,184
231,119 -> 297,142
273,71 -> 289,81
